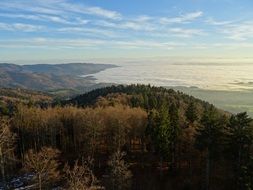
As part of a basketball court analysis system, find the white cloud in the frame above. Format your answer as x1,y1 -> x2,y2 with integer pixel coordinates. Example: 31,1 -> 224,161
205,18 -> 253,41
220,22 -> 253,41
57,27 -> 116,37
0,38 -> 105,49
133,15 -> 153,22
169,28 -> 206,37
0,1 -> 210,49
0,0 -> 122,20
14,23 -> 43,32
93,11 -> 205,36
0,13 -> 41,20
94,15 -> 155,32
121,21 -> 155,31
0,13 -> 89,25
0,37 -> 185,50
2,38 -> 253,54
95,19 -> 156,32
160,11 -> 203,24
0,23 -> 11,30
0,1 -> 206,39
0,22 -> 43,32
41,15 -> 73,24
84,6 -> 121,20
205,18 -> 234,26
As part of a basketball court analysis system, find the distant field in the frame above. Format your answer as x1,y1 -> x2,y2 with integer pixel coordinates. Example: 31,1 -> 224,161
171,86 -> 253,117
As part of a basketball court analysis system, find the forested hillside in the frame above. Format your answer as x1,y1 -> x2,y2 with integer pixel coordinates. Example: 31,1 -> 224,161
0,63 -> 115,92
0,88 -> 53,115
0,85 -> 253,190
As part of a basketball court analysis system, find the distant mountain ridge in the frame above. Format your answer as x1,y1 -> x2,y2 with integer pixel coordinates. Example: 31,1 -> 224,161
0,63 -> 116,92
0,63 -> 115,76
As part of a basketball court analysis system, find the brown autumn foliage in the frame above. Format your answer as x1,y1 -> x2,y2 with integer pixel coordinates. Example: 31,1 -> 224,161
9,103 -> 203,186
6,83 -> 252,190
107,151 -> 132,190
12,105 -> 147,159
64,158 -> 103,190
0,117 -> 15,186
24,147 -> 60,190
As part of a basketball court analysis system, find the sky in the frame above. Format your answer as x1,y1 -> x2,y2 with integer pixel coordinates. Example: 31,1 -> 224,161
0,0 -> 253,64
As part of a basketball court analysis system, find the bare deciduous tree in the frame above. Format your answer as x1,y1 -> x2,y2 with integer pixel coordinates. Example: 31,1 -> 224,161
64,158 -> 103,190
107,151 -> 132,190
0,118 -> 15,187
24,147 -> 60,190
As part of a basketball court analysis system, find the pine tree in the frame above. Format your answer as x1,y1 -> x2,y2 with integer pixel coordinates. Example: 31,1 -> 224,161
156,106 -> 171,160
239,156 -> 253,190
169,103 -> 180,170
146,105 -> 173,173
227,112 -> 253,190
195,107 -> 226,190
152,106 -> 171,160
185,102 -> 198,124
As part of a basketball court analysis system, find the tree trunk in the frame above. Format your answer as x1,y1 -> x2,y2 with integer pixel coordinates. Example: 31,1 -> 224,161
237,146 -> 242,190
38,174 -> 42,190
205,149 -> 210,190
0,147 -> 6,188
160,156 -> 163,177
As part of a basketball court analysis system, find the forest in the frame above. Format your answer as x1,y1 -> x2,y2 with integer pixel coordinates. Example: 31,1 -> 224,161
0,84 -> 253,190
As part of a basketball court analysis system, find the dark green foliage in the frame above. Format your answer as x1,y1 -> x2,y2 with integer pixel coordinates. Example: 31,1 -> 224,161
153,107 -> 171,160
195,107 -> 226,156
195,106 -> 227,190
169,103 -> 180,168
227,112 -> 253,159
239,156 -> 253,190
0,102 -> 9,115
66,84 -> 209,111
227,112 -> 253,189
185,102 -> 198,124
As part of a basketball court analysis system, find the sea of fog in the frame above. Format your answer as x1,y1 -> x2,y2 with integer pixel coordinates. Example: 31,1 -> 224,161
90,62 -> 253,91
86,62 -> 253,116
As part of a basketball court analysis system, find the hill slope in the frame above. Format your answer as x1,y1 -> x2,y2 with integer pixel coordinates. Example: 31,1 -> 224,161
65,84 -> 226,120
0,63 -> 116,91
0,87 -> 53,115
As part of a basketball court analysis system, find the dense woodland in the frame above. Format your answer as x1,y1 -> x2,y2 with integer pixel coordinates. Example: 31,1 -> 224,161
0,84 -> 253,190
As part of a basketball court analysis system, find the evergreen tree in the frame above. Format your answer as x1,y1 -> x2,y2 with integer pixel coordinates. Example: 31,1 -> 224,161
169,103 -> 180,170
195,107 -> 226,190
158,108 -> 172,161
148,94 -> 157,109
154,106 -> 171,160
185,102 -> 198,124
240,156 -> 253,190
227,112 -> 253,190
146,105 -> 173,172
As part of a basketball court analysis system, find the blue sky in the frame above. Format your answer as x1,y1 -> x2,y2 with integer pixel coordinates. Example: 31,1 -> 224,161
0,0 -> 253,64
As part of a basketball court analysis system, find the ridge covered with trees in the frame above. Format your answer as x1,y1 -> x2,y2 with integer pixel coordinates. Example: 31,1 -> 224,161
0,84 -> 253,190
0,63 -> 115,93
